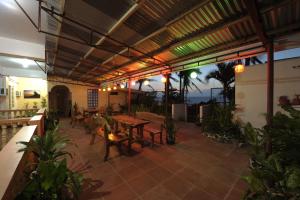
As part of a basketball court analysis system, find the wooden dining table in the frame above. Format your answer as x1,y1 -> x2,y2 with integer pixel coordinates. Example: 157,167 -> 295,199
111,115 -> 150,153
83,108 -> 99,116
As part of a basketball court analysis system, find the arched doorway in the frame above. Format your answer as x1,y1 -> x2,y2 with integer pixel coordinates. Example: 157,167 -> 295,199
49,85 -> 71,117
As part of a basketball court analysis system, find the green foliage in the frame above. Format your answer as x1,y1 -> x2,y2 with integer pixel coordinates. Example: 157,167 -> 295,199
33,101 -> 38,108
202,103 -> 242,142
205,62 -> 235,104
41,97 -> 47,108
16,128 -> 83,199
243,106 -> 300,199
45,111 -> 59,131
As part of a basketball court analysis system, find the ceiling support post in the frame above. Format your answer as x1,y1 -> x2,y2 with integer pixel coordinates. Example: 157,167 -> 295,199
128,79 -> 132,114
266,40 -> 274,154
165,74 -> 170,118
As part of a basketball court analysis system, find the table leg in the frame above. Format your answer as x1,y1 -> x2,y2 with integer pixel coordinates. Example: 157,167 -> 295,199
128,126 -> 133,154
139,125 -> 144,148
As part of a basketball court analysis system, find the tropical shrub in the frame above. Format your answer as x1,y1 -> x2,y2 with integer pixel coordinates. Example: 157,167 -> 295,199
243,105 -> 300,199
16,128 -> 83,199
45,111 -> 59,131
202,102 -> 242,142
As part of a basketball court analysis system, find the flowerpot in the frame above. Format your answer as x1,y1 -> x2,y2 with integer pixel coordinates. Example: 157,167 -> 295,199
291,95 -> 300,105
278,96 -> 290,105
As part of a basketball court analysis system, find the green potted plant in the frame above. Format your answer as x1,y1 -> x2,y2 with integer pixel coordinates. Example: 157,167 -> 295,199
16,128 -> 83,199
33,101 -> 38,109
41,97 -> 47,108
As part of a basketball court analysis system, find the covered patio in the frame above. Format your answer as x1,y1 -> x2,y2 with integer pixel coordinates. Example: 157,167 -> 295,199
61,119 -> 248,200
0,0 -> 300,199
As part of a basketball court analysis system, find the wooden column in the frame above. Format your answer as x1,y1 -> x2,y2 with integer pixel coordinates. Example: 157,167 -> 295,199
266,40 -> 274,154
128,79 -> 132,114
165,74 -> 170,117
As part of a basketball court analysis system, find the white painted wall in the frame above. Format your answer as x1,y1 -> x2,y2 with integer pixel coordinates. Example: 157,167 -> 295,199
172,104 -> 187,121
235,57 -> 300,128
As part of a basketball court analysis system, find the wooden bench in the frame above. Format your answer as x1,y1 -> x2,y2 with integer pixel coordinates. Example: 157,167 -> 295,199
135,112 -> 165,147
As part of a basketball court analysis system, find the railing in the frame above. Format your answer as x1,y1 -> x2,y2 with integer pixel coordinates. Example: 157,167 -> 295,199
0,108 -> 46,136
0,109 -> 39,119
0,125 -> 37,200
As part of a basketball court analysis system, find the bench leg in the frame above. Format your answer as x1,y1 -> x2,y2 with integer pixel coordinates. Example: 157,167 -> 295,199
90,133 -> 96,145
104,142 -> 110,161
160,132 -> 163,144
150,133 -> 155,148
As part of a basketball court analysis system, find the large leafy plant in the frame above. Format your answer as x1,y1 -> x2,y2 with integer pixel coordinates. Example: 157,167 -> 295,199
243,106 -> 300,199
202,102 -> 242,142
16,128 -> 83,200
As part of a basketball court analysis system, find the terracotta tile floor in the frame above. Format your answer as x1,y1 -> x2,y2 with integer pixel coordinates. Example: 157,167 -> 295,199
59,118 -> 249,200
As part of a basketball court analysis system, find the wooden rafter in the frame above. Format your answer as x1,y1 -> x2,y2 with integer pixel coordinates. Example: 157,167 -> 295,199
244,0 -> 269,45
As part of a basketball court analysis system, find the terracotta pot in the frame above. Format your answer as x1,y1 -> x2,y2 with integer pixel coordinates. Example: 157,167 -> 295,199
279,96 -> 290,105
292,95 -> 300,105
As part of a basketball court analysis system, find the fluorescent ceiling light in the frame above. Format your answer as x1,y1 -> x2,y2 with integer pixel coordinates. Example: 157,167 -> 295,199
10,58 -> 35,68
1,0 -> 17,10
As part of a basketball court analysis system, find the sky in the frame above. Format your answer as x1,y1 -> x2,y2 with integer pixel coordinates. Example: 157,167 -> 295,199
131,47 -> 300,98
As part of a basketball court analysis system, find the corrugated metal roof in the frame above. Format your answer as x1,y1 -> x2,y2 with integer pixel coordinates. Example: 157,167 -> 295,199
46,0 -> 300,83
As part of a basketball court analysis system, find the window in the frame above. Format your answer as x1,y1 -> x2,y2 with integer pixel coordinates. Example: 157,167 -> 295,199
87,89 -> 98,108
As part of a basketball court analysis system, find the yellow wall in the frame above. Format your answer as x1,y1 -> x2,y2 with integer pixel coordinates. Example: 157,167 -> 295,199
0,77 -> 48,110
48,78 -> 99,111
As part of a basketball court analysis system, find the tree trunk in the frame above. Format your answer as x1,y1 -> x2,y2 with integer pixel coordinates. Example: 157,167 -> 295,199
223,84 -> 227,105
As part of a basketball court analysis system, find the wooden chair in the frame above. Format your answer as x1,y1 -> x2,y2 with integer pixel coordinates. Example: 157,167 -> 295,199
70,104 -> 84,127
89,116 -> 129,161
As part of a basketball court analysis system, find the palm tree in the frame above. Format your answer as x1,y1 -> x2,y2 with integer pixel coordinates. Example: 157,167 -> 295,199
245,56 -> 263,66
178,69 -> 202,103
205,62 -> 235,105
136,78 -> 155,103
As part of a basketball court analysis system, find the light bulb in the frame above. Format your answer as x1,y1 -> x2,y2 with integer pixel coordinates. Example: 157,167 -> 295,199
190,71 -> 197,79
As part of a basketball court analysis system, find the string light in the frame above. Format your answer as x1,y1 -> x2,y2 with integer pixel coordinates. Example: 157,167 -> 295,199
234,63 -> 245,73
190,71 -> 197,79
120,84 -> 125,89
113,86 -> 117,90
103,88 -> 106,92
131,80 -> 136,86
107,87 -> 111,91
161,76 -> 167,83
144,80 -> 149,85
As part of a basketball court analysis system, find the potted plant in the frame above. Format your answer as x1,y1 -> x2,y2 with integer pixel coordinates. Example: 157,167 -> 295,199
33,101 -> 38,109
16,128 -> 83,199
41,97 -> 47,108
279,96 -> 290,105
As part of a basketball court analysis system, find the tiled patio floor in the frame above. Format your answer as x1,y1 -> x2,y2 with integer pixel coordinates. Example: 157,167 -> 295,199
59,118 -> 249,200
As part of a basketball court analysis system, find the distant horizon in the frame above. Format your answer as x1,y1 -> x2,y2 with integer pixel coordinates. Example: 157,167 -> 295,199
132,47 -> 300,96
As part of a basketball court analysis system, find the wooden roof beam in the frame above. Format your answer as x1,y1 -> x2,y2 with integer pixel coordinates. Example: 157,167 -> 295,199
244,0 -> 270,46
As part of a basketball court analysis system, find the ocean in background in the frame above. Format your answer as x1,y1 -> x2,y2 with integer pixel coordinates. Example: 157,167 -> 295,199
187,96 -> 211,104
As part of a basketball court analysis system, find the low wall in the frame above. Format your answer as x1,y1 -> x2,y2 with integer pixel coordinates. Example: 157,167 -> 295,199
172,104 -> 187,121
0,125 -> 37,200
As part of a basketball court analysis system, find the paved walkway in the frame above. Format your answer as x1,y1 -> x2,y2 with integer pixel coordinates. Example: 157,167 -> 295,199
59,118 -> 249,200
